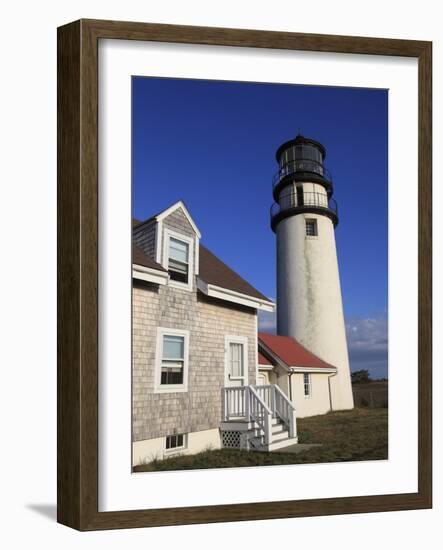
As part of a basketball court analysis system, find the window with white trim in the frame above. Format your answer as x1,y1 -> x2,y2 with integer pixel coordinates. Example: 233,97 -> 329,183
165,433 -> 187,451
161,334 -> 185,385
306,218 -> 318,237
155,328 -> 189,392
303,373 -> 312,397
168,237 -> 189,284
229,342 -> 244,378
163,229 -> 194,291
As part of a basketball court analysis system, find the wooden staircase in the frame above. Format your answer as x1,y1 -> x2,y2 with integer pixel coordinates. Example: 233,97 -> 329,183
221,384 -> 298,452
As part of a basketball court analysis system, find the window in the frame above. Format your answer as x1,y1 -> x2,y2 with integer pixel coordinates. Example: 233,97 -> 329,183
155,328 -> 189,392
166,433 -> 186,451
163,229 -> 195,291
306,218 -> 318,237
168,237 -> 189,283
229,342 -> 244,378
303,373 -> 312,397
161,334 -> 185,385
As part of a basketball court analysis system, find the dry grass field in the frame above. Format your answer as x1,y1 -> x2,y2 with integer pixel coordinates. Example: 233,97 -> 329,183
133,407 -> 388,472
352,381 -> 388,408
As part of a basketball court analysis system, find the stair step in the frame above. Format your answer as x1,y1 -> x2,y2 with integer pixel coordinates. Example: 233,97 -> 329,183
272,429 -> 290,443
271,423 -> 286,434
267,436 -> 299,452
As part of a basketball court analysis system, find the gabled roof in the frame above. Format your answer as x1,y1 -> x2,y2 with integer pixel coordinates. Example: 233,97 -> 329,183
136,200 -> 201,238
132,200 -> 275,311
258,332 -> 336,371
157,201 -> 201,238
132,244 -> 166,272
132,208 -> 274,309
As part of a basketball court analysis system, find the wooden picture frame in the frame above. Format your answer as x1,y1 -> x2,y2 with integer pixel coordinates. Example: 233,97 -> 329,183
57,19 -> 432,530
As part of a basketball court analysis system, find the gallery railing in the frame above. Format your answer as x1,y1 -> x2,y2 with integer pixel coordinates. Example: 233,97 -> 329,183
272,159 -> 333,190
270,190 -> 338,220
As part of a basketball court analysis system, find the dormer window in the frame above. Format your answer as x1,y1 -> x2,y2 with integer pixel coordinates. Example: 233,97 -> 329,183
163,229 -> 195,291
168,237 -> 189,283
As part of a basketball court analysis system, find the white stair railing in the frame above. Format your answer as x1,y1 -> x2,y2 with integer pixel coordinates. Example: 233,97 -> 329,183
254,384 -> 297,439
255,385 -> 274,413
222,384 -> 296,445
222,386 -> 246,420
273,385 -> 297,438
248,386 -> 273,446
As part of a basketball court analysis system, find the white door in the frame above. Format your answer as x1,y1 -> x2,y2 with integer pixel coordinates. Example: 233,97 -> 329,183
226,340 -> 247,387
225,337 -> 248,418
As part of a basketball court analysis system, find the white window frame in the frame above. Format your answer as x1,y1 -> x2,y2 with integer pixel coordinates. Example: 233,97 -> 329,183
164,433 -> 188,455
224,335 -> 249,386
303,372 -> 312,398
163,228 -> 195,291
154,327 -> 190,393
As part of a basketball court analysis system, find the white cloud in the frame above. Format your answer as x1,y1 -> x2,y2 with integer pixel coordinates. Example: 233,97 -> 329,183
258,305 -> 388,379
345,314 -> 388,378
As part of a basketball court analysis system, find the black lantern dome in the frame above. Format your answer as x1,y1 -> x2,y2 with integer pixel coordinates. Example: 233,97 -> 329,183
270,134 -> 338,232
272,134 -> 332,201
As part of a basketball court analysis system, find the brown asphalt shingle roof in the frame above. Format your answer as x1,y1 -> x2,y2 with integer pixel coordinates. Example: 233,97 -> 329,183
133,244 -> 166,272
198,244 -> 270,302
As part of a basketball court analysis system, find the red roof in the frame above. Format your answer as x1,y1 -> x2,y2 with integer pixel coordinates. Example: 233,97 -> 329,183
258,351 -> 272,366
258,333 -> 336,370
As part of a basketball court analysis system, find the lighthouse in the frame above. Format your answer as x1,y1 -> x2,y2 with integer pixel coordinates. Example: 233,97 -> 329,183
271,134 -> 354,411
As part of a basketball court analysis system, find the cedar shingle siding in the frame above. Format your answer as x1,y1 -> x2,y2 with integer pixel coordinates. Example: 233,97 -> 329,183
132,283 -> 256,441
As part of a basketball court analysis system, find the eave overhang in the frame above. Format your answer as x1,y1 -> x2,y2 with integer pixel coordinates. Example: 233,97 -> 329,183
197,278 -> 275,312
132,263 -> 169,285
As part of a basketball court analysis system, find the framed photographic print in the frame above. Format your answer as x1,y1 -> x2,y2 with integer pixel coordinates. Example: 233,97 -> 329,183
57,19 -> 432,530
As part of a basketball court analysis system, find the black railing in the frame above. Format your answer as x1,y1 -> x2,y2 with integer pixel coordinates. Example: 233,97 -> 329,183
272,159 -> 333,190
270,191 -> 338,229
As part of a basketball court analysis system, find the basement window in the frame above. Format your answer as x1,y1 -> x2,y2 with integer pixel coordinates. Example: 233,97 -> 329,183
166,433 -> 187,451
305,218 -> 318,237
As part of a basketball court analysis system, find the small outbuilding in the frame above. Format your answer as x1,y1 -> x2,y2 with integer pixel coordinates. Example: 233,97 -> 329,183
258,333 -> 337,418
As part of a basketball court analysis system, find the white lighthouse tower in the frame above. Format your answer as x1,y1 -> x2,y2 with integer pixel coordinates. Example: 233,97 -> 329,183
271,135 -> 354,410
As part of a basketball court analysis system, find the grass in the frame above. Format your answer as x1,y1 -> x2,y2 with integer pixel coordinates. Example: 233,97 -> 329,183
133,407 -> 388,472
352,381 -> 388,408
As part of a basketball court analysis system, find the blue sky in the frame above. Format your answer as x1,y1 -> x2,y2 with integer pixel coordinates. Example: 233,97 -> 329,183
132,77 -> 388,378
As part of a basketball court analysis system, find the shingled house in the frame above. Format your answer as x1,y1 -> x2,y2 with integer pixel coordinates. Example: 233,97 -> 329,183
132,200 -> 341,465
